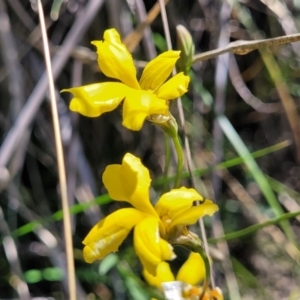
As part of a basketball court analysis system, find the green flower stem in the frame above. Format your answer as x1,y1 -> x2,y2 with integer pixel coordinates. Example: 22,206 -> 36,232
172,134 -> 184,188
173,235 -> 211,294
150,114 -> 183,188
190,244 -> 211,298
162,133 -> 171,193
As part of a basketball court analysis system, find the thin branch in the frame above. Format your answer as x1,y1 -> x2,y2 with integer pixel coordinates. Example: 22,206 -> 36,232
0,207 -> 30,300
0,0 -> 24,121
123,0 -> 169,53
134,0 -> 157,59
228,54 -> 280,113
193,33 -> 300,63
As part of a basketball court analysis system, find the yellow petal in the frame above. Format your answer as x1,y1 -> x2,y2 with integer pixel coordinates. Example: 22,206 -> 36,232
143,262 -> 175,289
92,29 -> 140,90
170,200 -> 218,228
155,187 -> 218,229
176,252 -> 205,285
82,208 -> 144,263
134,217 -> 176,275
102,153 -> 157,216
139,50 -> 180,91
155,72 -> 190,99
122,90 -> 168,131
205,288 -> 224,300
62,82 -> 128,117
155,187 -> 203,221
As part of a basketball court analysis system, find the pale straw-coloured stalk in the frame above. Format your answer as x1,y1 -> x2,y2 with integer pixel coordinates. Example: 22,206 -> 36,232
36,1 -> 76,299
158,0 -> 214,288
211,3 -> 241,298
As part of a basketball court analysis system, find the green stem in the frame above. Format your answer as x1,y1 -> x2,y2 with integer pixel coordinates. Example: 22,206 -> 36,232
172,135 -> 184,188
162,133 -> 171,193
195,246 -> 211,298
175,241 -> 211,298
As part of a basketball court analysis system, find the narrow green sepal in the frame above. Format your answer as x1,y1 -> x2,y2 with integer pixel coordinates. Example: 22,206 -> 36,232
171,229 -> 211,286
148,114 -> 178,139
176,25 -> 195,74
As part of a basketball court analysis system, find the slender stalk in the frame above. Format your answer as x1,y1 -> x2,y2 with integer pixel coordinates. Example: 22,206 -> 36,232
162,133 -> 171,192
196,246 -> 210,299
172,135 -> 183,188
209,209 -> 300,244
174,238 -> 211,298
210,2 -> 241,297
36,1 -> 76,299
158,0 -> 214,290
192,33 -> 300,63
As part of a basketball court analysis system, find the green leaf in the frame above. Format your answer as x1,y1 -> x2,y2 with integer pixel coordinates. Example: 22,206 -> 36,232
152,33 -> 168,52
24,269 -> 42,283
123,276 -> 149,300
42,267 -> 65,281
99,253 -> 119,275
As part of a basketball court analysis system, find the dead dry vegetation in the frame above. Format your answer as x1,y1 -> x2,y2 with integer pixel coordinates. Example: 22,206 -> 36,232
0,0 -> 300,299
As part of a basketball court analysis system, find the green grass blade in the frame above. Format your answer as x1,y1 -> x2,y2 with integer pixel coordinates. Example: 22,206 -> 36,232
267,175 -> 300,200
11,194 -> 111,238
231,257 -> 267,298
208,209 -> 300,244
217,115 -> 295,242
154,140 -> 291,186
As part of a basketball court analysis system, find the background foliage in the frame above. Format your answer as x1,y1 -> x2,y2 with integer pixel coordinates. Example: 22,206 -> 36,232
0,0 -> 300,299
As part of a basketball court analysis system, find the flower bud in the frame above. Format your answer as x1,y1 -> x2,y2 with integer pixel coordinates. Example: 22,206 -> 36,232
176,25 -> 195,74
148,113 -> 178,138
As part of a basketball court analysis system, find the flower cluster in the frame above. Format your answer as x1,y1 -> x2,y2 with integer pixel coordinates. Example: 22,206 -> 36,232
62,28 -> 190,131
64,27 -> 221,296
82,153 -> 218,275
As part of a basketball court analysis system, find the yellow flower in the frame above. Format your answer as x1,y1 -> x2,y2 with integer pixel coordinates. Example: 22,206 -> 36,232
82,153 -> 218,275
177,252 -> 206,286
62,28 -> 190,131
144,253 -> 223,300
143,252 -> 205,289
143,262 -> 175,289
